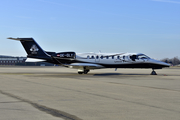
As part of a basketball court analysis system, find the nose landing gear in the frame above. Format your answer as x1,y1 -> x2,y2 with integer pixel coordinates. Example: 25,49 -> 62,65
151,69 -> 157,75
84,70 -> 90,74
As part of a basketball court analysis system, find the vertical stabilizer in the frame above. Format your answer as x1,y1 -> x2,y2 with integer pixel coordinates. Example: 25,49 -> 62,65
8,37 -> 50,58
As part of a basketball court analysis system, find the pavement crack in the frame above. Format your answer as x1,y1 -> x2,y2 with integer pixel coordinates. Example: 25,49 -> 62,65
0,90 -> 83,120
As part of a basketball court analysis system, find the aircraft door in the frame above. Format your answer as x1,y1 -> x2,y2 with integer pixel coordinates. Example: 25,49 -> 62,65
122,55 -> 130,62
130,55 -> 136,62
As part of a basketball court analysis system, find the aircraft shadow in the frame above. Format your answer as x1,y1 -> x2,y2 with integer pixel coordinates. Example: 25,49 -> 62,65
93,73 -> 147,76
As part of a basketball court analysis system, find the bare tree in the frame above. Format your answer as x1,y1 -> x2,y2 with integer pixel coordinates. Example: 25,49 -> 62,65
161,57 -> 180,66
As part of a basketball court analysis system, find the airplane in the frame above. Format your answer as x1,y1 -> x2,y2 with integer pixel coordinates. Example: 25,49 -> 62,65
8,37 -> 170,75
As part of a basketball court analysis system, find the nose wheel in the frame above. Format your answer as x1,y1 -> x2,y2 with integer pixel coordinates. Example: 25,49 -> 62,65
84,70 -> 90,74
151,69 -> 157,75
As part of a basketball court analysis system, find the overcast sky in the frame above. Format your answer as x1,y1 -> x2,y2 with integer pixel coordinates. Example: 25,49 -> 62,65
0,0 -> 179,59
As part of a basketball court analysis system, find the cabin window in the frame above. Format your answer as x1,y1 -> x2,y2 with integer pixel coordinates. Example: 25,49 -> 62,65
106,56 -> 109,59
117,56 -> 120,59
112,56 -> 114,59
87,55 -> 90,59
123,56 -> 125,59
100,56 -> 103,59
91,56 -> 95,59
96,56 -> 99,59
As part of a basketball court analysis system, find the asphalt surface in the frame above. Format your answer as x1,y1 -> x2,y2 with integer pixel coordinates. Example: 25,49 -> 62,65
0,66 -> 180,120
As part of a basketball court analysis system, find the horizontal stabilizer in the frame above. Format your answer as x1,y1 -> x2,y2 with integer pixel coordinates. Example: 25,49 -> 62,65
7,37 -> 34,41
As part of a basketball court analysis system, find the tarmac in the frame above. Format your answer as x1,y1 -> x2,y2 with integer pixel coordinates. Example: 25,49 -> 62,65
0,66 -> 180,120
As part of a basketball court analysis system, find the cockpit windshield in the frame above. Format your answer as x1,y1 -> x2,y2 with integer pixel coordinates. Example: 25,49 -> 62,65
137,54 -> 150,59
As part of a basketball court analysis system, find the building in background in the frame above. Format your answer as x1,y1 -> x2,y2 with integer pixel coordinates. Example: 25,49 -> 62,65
0,55 -> 54,66
0,55 -> 26,65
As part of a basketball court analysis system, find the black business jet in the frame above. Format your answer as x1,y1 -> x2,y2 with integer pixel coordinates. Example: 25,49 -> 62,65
8,37 -> 170,75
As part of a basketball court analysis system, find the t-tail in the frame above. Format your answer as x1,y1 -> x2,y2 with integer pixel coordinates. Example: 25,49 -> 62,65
8,37 -> 54,63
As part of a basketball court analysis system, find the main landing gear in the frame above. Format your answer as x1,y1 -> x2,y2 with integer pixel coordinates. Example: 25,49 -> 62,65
151,69 -> 157,75
78,69 -> 90,74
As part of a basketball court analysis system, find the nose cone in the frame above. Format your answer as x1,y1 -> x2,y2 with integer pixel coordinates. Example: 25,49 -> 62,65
150,59 -> 170,68
159,61 -> 170,67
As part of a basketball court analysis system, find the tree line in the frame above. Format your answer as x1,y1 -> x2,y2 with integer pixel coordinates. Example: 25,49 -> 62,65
161,57 -> 180,66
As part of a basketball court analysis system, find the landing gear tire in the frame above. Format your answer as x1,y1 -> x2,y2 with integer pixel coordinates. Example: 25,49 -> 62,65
84,70 -> 90,74
78,72 -> 83,74
151,70 -> 157,75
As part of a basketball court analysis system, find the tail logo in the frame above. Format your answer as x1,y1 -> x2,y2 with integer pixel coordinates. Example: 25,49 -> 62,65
30,45 -> 39,54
